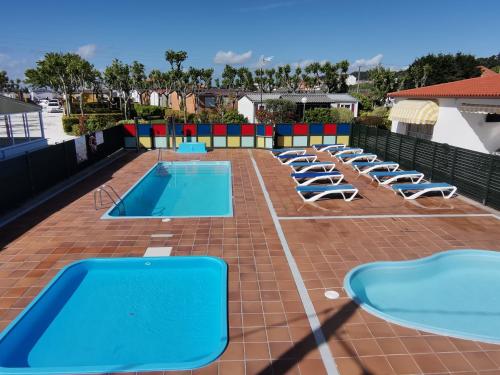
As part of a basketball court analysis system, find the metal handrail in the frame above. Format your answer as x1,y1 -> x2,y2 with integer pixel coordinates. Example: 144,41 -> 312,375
93,184 -> 125,214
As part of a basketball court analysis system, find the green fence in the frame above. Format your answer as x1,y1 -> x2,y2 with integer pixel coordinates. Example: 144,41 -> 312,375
0,125 -> 124,215
350,124 -> 500,210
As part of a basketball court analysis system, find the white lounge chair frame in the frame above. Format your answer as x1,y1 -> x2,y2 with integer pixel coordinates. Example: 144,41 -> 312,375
329,148 -> 364,157
372,172 -> 424,185
313,144 -> 346,152
293,173 -> 344,186
290,163 -> 336,173
297,186 -> 359,202
353,162 -> 400,174
280,154 -> 318,165
340,154 -> 377,164
395,185 -> 457,200
270,149 -> 306,158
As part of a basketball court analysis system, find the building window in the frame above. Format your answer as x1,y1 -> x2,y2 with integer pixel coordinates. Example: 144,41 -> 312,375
486,113 -> 500,122
405,123 -> 434,140
338,103 -> 351,110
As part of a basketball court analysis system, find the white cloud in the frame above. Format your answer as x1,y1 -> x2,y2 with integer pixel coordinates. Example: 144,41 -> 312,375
76,44 -> 97,59
213,50 -> 252,65
352,54 -> 383,69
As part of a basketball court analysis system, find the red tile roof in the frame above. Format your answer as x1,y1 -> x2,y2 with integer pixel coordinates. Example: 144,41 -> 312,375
388,74 -> 500,98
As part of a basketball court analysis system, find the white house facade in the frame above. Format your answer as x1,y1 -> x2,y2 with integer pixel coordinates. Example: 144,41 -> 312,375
388,74 -> 500,154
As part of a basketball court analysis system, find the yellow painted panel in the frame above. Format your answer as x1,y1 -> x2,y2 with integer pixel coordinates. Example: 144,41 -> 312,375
227,136 -> 241,147
309,135 -> 323,146
169,137 -> 183,147
257,137 -> 265,148
337,135 -> 350,146
197,136 -> 211,147
139,136 -> 152,149
277,136 -> 292,147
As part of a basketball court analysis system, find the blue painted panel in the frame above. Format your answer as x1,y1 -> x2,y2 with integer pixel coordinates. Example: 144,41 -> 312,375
275,123 -> 292,136
337,123 -> 351,135
137,124 -> 151,136
168,124 -> 184,135
309,123 -> 323,135
256,124 -> 266,136
227,124 -> 241,136
197,124 -> 211,136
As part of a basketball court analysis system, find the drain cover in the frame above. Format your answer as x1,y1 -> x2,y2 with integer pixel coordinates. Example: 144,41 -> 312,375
324,290 -> 340,300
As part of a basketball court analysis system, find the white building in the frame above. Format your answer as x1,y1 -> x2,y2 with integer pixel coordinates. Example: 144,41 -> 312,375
238,93 -> 359,123
388,73 -> 500,154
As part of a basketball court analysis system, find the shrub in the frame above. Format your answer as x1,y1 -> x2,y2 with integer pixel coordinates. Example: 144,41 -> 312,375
257,99 -> 296,123
222,109 -> 247,123
304,108 -> 333,123
354,115 -> 392,129
336,107 -> 354,123
85,113 -> 123,132
62,116 -> 80,133
134,104 -> 163,118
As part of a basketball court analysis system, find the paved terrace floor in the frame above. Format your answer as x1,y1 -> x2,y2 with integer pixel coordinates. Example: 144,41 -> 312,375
0,148 -> 499,375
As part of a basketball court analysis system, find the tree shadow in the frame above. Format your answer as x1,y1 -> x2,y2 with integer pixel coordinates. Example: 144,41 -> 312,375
258,300 -> 374,375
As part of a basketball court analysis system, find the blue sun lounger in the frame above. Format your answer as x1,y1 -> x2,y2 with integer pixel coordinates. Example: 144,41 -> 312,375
369,170 -> 425,185
289,161 -> 336,173
329,147 -> 364,157
296,184 -> 359,202
291,171 -> 344,186
277,154 -> 317,164
270,148 -> 306,158
337,153 -> 377,164
351,161 -> 400,174
392,182 -> 457,199
312,143 -> 346,152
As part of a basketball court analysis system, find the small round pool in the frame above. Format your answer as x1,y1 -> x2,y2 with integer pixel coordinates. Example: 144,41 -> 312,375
344,249 -> 500,343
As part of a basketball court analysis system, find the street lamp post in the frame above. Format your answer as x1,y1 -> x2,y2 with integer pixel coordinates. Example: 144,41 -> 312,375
301,97 -> 308,122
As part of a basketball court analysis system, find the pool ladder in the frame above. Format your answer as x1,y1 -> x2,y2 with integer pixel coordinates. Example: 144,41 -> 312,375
94,184 -> 125,214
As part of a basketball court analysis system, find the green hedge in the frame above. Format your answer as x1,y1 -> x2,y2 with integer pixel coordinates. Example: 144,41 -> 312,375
134,104 -> 163,118
63,113 -> 124,135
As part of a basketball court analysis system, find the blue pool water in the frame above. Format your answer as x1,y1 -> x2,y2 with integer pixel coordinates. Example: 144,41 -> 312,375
105,161 -> 232,218
0,257 -> 228,374
344,250 -> 500,343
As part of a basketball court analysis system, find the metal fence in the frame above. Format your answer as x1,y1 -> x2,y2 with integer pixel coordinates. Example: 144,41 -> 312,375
0,125 -> 124,215
350,124 -> 500,210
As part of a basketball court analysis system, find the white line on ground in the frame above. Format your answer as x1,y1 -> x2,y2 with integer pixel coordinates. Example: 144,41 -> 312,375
150,234 -> 174,238
278,213 -> 500,220
249,150 -> 339,375
143,247 -> 172,257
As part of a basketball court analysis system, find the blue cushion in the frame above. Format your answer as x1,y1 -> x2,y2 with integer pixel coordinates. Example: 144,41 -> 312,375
291,172 -> 341,178
297,184 -> 355,192
392,183 -> 453,190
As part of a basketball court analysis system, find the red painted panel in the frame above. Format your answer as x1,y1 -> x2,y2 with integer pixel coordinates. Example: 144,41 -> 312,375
293,123 -> 308,135
124,123 -> 136,136
241,124 -> 255,135
265,125 -> 273,136
324,123 -> 337,135
152,124 -> 166,136
183,123 -> 197,136
213,123 -> 227,136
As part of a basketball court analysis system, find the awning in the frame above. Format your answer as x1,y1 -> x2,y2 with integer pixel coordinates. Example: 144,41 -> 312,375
389,99 -> 438,125
459,103 -> 500,114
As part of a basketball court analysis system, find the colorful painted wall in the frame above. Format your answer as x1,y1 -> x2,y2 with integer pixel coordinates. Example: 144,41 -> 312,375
122,122 -> 351,149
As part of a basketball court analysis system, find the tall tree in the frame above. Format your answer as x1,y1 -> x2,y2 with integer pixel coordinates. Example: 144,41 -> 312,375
0,71 -> 8,91
369,66 -> 398,105
165,49 -> 188,121
25,52 -> 79,114
104,59 -> 133,119
404,53 -> 480,88
130,61 -> 147,104
67,55 -> 99,115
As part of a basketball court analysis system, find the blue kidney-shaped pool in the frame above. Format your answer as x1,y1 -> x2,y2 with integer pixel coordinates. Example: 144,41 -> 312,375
0,257 -> 228,374
344,249 -> 500,343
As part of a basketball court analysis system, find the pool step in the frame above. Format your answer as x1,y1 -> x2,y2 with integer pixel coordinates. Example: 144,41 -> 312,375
144,247 -> 172,257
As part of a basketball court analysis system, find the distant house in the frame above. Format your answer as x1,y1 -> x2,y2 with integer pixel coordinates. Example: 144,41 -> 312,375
238,93 -> 359,123
388,73 -> 500,154
169,88 -> 242,114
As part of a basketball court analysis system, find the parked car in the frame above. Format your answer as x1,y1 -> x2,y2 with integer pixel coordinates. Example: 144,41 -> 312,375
38,99 -> 49,108
46,100 -> 63,113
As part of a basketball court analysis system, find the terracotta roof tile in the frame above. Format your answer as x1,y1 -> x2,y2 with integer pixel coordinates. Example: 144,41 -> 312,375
388,74 -> 500,98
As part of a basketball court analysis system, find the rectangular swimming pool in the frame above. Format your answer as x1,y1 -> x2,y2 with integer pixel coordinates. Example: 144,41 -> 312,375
0,257 -> 228,374
104,161 -> 232,218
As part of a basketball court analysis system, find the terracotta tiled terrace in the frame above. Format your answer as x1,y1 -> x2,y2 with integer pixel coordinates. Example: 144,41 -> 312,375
0,148 -> 499,375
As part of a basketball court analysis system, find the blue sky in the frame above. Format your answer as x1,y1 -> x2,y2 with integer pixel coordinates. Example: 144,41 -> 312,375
1,0 -> 499,79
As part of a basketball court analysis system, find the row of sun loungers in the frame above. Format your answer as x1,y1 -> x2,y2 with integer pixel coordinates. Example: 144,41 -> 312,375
271,145 -> 458,201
